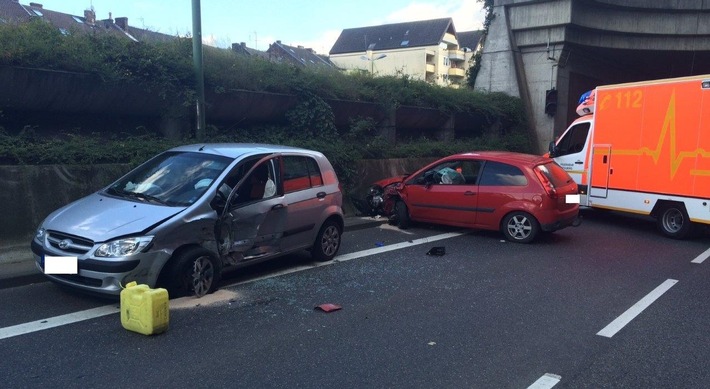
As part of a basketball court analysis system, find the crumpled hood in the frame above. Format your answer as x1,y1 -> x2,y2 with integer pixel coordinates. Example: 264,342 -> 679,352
42,193 -> 184,243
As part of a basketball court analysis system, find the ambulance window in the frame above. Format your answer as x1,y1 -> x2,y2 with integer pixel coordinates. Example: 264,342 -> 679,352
556,122 -> 590,156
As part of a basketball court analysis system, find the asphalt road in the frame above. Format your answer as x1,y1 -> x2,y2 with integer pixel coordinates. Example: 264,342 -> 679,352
1,210 -> 709,388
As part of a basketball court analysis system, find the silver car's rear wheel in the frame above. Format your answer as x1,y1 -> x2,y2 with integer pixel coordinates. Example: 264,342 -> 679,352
312,220 -> 342,262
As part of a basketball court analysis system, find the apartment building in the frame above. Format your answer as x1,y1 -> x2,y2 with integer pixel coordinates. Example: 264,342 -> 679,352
329,18 -> 478,88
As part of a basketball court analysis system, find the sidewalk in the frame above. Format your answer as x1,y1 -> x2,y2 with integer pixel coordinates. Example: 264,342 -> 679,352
0,216 -> 388,289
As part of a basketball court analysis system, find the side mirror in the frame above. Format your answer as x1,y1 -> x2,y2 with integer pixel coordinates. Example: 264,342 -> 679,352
548,141 -> 559,157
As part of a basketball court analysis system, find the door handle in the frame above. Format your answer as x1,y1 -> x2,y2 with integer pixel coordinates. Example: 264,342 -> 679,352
272,204 -> 285,210
575,161 -> 583,165
316,192 -> 327,199
464,191 -> 476,196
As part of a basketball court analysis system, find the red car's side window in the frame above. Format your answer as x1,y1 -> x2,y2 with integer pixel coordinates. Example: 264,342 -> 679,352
479,161 -> 527,186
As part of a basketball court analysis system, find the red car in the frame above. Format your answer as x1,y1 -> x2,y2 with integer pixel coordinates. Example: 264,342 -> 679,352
372,151 -> 581,243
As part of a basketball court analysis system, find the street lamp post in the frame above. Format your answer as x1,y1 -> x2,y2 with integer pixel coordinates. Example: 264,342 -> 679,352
192,0 -> 206,140
360,51 -> 387,75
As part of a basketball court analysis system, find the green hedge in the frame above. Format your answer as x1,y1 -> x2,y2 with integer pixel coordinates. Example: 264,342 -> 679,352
0,18 -> 532,190
0,124 -> 530,191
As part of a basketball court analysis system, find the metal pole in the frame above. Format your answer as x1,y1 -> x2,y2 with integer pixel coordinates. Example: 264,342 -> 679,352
192,0 -> 206,140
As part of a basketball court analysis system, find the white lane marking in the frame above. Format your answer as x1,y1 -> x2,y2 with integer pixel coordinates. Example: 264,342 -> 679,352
596,279 -> 677,338
377,223 -> 415,234
0,305 -> 119,341
227,231 -> 466,287
1,231 -> 466,340
691,247 -> 710,264
335,232 -> 465,262
528,373 -> 561,388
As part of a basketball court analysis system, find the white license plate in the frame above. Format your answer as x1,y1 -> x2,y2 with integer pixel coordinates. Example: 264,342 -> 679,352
44,256 -> 78,274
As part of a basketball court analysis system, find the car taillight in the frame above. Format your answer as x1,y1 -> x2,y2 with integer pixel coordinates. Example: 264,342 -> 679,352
534,167 -> 558,198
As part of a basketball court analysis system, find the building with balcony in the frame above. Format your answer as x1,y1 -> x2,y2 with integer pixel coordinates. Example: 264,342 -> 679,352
329,18 -> 478,88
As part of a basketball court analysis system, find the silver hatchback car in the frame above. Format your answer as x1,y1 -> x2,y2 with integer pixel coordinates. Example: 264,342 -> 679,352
32,144 -> 344,297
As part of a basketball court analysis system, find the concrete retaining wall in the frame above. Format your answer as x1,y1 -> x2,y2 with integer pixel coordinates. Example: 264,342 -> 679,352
0,164 -> 132,244
0,159 -> 435,243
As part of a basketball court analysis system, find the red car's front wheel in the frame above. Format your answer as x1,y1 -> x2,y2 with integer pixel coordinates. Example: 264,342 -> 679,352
395,201 -> 411,230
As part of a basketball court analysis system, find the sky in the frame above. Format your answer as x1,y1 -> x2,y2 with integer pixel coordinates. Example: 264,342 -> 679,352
39,0 -> 486,53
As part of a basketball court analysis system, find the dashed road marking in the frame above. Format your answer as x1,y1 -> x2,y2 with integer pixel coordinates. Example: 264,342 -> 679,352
691,247 -> 710,264
597,279 -> 678,338
528,373 -> 561,388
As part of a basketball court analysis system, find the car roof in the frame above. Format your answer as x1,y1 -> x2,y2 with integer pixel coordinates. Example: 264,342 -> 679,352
453,151 -> 551,166
168,143 -> 319,160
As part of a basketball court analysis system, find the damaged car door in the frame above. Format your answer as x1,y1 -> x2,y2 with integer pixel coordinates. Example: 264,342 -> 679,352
216,155 -> 287,264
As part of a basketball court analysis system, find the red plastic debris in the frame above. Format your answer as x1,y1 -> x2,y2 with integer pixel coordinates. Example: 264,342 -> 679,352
315,303 -> 342,313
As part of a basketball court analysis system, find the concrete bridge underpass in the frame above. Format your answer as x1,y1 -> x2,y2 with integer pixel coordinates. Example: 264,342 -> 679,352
475,0 -> 710,153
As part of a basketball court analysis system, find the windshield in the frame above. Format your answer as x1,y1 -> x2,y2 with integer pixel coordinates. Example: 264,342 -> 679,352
106,151 -> 232,206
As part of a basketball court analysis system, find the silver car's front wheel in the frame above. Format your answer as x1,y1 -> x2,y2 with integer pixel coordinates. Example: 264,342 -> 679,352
167,247 -> 221,298
190,255 -> 215,297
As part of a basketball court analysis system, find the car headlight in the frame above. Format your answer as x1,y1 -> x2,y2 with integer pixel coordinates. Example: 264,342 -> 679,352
94,236 -> 154,258
35,227 -> 46,241
368,185 -> 383,196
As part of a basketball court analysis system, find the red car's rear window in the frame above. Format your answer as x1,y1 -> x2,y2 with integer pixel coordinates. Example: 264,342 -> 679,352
536,162 -> 573,187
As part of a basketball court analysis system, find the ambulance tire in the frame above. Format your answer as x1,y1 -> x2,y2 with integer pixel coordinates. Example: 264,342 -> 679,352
657,204 -> 692,239
395,201 -> 411,229
502,211 -> 540,244
168,247 -> 221,298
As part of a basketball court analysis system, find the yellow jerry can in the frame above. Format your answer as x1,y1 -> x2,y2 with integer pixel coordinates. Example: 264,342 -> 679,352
120,281 -> 169,335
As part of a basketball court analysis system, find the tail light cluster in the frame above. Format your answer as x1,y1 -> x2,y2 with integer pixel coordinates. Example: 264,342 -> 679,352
534,167 -> 558,198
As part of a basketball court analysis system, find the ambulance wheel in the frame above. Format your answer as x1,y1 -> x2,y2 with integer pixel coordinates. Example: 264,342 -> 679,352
395,201 -> 411,229
502,212 -> 540,243
657,204 -> 692,239
169,247 -> 221,297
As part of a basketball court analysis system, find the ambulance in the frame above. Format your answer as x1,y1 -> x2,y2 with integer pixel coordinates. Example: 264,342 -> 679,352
548,74 -> 710,238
